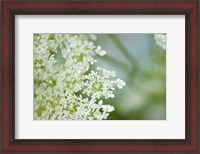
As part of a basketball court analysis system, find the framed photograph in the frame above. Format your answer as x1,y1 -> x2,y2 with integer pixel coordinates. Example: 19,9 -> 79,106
1,0 -> 199,153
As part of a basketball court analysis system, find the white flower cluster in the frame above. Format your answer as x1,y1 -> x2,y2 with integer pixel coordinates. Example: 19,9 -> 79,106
154,34 -> 166,50
34,34 -> 126,120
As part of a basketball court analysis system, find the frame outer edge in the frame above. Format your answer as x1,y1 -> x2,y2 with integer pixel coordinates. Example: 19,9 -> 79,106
190,2 -> 198,152
2,1 -> 11,153
0,0 -> 3,154
1,1 -> 199,153
198,0 -> 200,153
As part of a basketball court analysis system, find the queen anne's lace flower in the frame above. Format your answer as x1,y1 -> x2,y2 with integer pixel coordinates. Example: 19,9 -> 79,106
34,34 -> 126,120
154,34 -> 166,50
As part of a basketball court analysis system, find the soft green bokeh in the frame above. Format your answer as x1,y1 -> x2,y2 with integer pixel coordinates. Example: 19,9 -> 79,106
94,34 -> 166,120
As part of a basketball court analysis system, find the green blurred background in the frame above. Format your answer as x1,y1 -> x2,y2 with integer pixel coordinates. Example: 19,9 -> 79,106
93,34 -> 166,120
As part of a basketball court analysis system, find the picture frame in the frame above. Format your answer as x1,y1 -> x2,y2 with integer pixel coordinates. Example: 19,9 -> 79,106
1,0 -> 199,153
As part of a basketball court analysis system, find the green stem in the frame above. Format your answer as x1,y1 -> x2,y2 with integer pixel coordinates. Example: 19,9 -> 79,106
108,34 -> 140,76
101,55 -> 130,71
107,34 -> 137,64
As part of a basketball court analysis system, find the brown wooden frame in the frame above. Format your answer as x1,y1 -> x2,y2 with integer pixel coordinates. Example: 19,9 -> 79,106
0,0 -> 199,153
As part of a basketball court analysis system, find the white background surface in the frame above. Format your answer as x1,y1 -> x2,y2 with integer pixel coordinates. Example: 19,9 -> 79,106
15,15 -> 185,139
